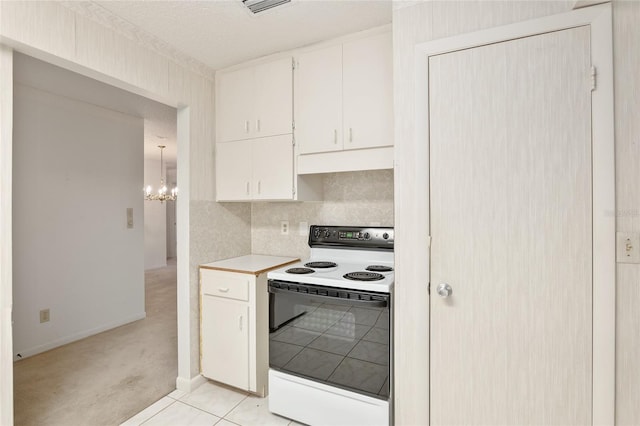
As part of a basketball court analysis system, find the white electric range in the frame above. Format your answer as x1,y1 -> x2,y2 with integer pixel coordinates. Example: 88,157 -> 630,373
267,225 -> 394,426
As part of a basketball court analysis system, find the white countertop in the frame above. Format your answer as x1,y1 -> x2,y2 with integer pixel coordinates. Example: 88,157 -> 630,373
200,254 -> 299,276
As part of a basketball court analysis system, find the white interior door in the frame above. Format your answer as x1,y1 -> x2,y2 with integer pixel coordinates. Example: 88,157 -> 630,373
429,26 -> 593,425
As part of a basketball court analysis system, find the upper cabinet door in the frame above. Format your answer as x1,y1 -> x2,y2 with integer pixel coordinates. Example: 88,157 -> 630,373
343,32 -> 393,150
217,67 -> 255,143
217,58 -> 293,143
216,140 -> 252,201
295,44 -> 343,155
254,57 -> 293,138
252,135 -> 294,201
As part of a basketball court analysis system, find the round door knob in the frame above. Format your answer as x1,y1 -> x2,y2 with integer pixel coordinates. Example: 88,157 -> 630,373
437,283 -> 453,298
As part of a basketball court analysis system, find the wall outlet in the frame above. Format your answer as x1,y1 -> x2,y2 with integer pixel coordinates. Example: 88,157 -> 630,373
280,221 -> 289,235
299,221 -> 309,236
617,232 -> 640,264
40,309 -> 50,323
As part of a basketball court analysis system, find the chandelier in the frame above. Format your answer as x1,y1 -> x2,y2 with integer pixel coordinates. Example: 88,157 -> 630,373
144,145 -> 177,202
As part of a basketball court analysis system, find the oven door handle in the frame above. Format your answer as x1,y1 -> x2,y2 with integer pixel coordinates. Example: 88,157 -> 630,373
268,286 -> 388,308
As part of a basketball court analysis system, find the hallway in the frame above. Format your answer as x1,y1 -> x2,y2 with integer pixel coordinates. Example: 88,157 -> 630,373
13,261 -> 177,426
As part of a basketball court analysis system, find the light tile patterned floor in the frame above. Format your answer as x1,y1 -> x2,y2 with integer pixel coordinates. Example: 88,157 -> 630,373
121,381 -> 304,426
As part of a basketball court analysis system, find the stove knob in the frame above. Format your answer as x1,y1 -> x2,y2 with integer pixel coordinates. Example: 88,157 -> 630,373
383,232 -> 389,240
324,230 -> 331,238
363,232 -> 370,240
313,228 -> 321,238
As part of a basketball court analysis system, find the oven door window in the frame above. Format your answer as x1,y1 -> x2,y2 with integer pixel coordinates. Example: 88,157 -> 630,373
268,281 -> 390,399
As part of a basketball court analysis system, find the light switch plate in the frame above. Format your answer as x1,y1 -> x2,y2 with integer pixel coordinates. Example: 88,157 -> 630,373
616,232 -> 640,264
127,208 -> 134,229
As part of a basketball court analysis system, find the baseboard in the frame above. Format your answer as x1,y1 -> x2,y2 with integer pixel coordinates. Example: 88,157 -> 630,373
176,374 -> 207,393
13,311 -> 146,361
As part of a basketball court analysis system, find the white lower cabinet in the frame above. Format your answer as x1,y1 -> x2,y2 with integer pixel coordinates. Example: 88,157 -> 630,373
201,295 -> 250,391
199,255 -> 298,396
200,268 -> 265,395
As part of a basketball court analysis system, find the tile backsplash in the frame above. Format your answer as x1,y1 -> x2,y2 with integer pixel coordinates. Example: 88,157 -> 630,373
251,169 -> 394,259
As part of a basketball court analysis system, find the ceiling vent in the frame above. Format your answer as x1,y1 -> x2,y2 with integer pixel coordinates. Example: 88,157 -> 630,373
242,0 -> 291,14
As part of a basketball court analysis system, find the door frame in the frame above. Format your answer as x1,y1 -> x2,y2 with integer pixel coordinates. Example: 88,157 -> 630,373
400,3 -> 615,425
0,44 -> 194,424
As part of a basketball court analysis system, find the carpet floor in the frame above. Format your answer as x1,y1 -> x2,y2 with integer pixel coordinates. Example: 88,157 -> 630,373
13,261 -> 178,426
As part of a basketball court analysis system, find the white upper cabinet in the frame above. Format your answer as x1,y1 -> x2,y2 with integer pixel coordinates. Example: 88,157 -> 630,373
217,57 -> 293,143
342,32 -> 393,150
251,136 -> 294,201
217,67 -> 254,143
295,31 -> 393,155
216,134 -> 300,202
254,59 -> 294,138
215,140 -> 252,201
295,44 -> 343,154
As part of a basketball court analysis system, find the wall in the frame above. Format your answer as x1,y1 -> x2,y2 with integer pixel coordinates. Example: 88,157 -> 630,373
12,83 -> 145,358
612,1 -> 640,424
144,158 -> 167,270
392,0 -> 638,424
0,44 -> 15,426
251,170 -> 394,258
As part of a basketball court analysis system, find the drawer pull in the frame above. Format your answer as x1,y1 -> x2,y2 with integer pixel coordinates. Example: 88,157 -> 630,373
239,315 -> 243,331
218,287 -> 230,293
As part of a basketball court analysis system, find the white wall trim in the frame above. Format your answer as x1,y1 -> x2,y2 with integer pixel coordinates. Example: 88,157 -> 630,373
0,44 -> 14,426
14,312 -> 146,361
176,106 -> 192,386
176,373 -> 207,394
407,3 -> 615,424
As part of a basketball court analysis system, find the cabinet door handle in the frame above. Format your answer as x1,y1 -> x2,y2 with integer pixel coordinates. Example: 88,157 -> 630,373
239,315 -> 243,331
257,180 -> 261,194
256,119 -> 261,132
246,182 -> 250,195
245,120 -> 250,133
334,129 -> 338,144
217,287 -> 229,293
349,127 -> 353,142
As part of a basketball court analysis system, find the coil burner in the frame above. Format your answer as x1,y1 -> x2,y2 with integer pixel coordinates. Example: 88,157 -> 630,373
343,271 -> 385,281
304,261 -> 338,269
286,267 -> 315,274
365,265 -> 393,272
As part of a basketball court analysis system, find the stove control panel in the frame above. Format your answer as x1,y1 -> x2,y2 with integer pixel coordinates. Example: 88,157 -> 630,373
309,225 -> 394,249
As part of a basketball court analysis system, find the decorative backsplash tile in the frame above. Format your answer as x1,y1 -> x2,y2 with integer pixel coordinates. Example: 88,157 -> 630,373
251,170 -> 394,259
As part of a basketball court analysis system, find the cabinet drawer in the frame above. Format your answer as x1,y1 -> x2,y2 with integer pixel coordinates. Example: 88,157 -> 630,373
200,269 -> 251,301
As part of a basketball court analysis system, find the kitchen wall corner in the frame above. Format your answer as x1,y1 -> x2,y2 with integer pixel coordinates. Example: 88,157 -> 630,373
251,169 -> 394,259
189,200 -> 251,370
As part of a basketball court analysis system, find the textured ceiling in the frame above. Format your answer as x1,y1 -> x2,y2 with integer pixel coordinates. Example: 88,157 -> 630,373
92,0 -> 393,70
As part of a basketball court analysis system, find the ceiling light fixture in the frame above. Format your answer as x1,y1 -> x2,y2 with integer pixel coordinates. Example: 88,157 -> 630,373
242,0 -> 291,14
144,145 -> 177,202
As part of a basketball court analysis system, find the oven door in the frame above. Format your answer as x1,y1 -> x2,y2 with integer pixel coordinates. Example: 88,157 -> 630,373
268,279 -> 391,400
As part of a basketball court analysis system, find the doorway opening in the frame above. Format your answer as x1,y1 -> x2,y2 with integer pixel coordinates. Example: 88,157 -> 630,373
11,52 -> 180,425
